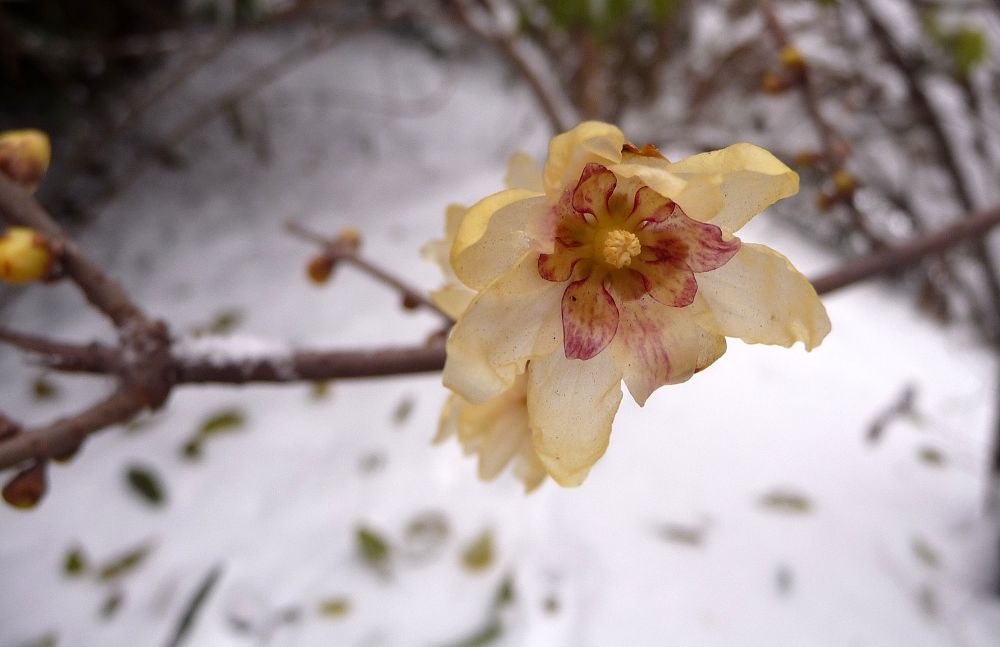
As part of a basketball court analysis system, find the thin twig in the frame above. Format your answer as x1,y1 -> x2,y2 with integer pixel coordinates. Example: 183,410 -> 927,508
448,0 -> 572,133
758,0 -> 885,248
855,0 -> 1000,338
286,221 -> 451,320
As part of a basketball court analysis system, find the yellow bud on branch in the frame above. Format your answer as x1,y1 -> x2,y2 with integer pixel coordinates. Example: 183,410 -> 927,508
0,227 -> 55,284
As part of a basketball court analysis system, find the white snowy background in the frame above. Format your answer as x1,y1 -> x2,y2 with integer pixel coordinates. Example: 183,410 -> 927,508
2,29 -> 1000,647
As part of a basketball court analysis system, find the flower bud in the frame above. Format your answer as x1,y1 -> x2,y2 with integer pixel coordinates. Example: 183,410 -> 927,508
0,129 -> 51,192
779,45 -> 807,73
832,169 -> 857,198
816,191 -> 835,212
0,227 -> 54,284
761,71 -> 792,94
792,150 -> 821,168
337,227 -> 362,252
2,460 -> 47,509
307,254 -> 336,284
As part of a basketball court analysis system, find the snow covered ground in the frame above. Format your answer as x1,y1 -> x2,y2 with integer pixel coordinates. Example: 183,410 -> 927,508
2,33 -> 999,647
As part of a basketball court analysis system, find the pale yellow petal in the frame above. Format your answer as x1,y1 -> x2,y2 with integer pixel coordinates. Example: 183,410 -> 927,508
443,254 -> 563,403
457,395 -> 529,481
451,189 -> 545,291
527,349 -> 623,487
663,143 -> 799,232
422,204 -> 474,318
695,243 -> 831,350
513,443 -> 548,492
504,152 -> 544,192
434,393 -> 462,444
609,158 -> 688,205
611,296 -> 727,406
430,285 -> 474,320
543,121 -> 625,195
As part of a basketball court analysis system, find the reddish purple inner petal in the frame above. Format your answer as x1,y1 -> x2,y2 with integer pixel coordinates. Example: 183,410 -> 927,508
561,275 -> 619,360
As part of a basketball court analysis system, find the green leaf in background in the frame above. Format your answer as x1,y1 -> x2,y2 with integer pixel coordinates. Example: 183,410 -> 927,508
392,395 -> 415,426
917,446 -> 946,467
99,591 -> 124,620
165,566 -> 223,647
98,544 -> 152,581
546,0 -> 591,29
911,536 -> 941,569
950,27 -> 987,78
19,633 -> 58,647
759,490 -> 814,515
182,408 -> 247,459
656,522 -> 705,547
403,510 -> 450,561
125,465 -> 166,506
440,619 -> 503,647
193,308 -> 245,336
356,526 -> 391,570
31,376 -> 58,401
63,545 -> 88,577
651,0 -> 681,22
461,530 -> 495,572
317,597 -> 351,619
494,575 -> 515,608
310,380 -> 332,401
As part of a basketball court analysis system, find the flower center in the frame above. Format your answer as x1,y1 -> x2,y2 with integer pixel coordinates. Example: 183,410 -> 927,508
599,229 -> 641,269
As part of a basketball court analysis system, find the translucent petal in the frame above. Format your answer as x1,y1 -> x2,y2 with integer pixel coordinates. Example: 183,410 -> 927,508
451,189 -> 545,290
695,243 -> 831,350
527,349 -> 623,486
611,297 -> 727,405
430,284 -> 474,320
504,151 -> 544,192
444,254 -> 564,403
512,442 -> 548,492
663,143 -> 799,232
544,122 -> 624,195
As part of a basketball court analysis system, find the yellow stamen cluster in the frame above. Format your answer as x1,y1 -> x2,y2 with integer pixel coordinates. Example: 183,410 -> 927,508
600,229 -> 641,269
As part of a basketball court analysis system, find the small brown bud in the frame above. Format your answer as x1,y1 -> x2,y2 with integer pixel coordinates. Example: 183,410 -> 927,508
761,71 -> 792,94
401,294 -> 420,310
832,169 -> 857,197
793,150 -> 822,168
816,191 -> 835,212
337,227 -> 362,252
307,254 -> 336,284
779,45 -> 807,73
52,442 -> 82,464
2,460 -> 47,509
0,129 -> 51,192
0,227 -> 55,284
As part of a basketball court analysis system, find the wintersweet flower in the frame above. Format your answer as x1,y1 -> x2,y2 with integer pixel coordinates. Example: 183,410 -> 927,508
424,155 -> 550,491
442,122 -> 831,487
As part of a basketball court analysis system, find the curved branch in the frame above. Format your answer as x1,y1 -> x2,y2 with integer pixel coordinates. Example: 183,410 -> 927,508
0,174 -> 150,329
